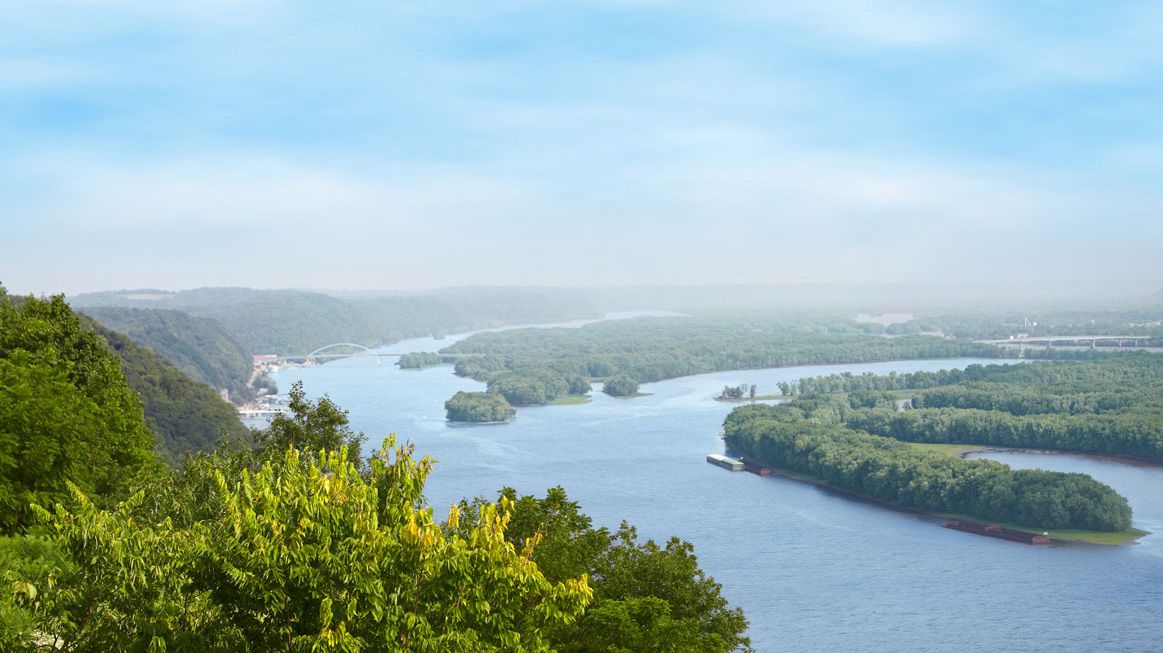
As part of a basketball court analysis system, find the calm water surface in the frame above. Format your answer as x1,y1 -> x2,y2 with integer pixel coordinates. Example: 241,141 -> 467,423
272,323 -> 1163,652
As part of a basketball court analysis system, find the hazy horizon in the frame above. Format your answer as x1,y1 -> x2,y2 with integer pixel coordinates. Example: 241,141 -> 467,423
54,280 -> 1163,312
3,2 -> 1162,295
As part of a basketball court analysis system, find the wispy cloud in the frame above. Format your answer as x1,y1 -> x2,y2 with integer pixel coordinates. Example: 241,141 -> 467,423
1,1 -> 1161,293
723,0 -> 984,49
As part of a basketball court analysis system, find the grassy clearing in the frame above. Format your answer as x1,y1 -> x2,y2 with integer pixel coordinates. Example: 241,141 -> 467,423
547,394 -> 591,406
1043,528 -> 1148,544
884,389 -> 917,399
933,511 -> 1148,545
905,442 -> 985,458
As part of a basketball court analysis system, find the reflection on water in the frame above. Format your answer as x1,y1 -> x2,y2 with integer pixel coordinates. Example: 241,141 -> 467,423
272,325 -> 1163,652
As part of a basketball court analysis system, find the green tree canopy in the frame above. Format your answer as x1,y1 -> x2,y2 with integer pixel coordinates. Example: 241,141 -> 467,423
4,442 -> 591,651
457,487 -> 752,652
256,381 -> 366,466
0,289 -> 156,533
602,375 -> 640,397
444,391 -> 515,423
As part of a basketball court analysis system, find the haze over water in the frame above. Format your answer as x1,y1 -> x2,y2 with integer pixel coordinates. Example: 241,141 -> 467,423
273,320 -> 1163,652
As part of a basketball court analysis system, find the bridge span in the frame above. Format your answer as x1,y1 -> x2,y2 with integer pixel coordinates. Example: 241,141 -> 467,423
977,335 -> 1151,347
274,350 -> 483,363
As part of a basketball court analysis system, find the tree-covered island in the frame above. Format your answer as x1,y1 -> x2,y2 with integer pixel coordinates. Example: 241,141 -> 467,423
725,401 -> 1132,533
437,314 -> 1011,412
722,354 -> 1163,540
444,390 -> 516,423
779,355 -> 1163,463
396,351 -> 447,369
601,375 -> 640,397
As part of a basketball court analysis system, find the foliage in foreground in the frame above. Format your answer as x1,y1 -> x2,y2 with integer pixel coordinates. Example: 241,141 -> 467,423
456,488 -> 753,653
2,443 -> 591,651
0,289 -> 157,534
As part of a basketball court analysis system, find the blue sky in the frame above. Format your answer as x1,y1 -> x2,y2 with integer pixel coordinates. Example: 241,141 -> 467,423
2,1 -> 1161,294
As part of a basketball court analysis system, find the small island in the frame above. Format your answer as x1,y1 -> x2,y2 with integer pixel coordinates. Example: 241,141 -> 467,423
601,375 -> 640,397
715,384 -> 784,402
444,391 -> 515,424
397,352 -> 447,369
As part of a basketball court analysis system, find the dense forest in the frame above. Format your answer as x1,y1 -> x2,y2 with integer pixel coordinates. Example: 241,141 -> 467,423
0,288 -> 750,651
71,287 -> 600,355
782,356 -> 1163,462
89,321 -> 250,462
454,487 -> 750,652
79,306 -> 255,402
723,402 -> 1133,532
440,315 -> 1007,408
0,290 -> 158,533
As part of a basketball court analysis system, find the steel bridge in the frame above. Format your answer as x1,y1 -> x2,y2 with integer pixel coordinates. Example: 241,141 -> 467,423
274,343 -> 483,363
977,335 -> 1151,347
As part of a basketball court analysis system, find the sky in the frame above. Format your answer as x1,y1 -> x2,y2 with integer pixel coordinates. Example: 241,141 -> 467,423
2,1 -> 1162,295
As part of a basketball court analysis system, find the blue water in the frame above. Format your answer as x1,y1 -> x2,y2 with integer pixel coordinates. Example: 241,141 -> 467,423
271,325 -> 1163,652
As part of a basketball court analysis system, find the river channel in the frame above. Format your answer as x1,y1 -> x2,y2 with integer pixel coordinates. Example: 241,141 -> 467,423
271,318 -> 1163,652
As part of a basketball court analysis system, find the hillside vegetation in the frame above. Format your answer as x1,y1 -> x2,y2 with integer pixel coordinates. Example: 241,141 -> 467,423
71,287 -> 599,354
80,306 -> 254,401
88,320 -> 250,461
0,290 -> 157,533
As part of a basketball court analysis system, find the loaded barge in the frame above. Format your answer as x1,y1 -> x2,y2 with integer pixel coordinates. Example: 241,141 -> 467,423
944,519 -> 1051,545
706,453 -> 772,476
707,453 -> 745,471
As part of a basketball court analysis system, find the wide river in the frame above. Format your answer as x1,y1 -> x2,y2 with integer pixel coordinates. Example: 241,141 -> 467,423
271,317 -> 1163,652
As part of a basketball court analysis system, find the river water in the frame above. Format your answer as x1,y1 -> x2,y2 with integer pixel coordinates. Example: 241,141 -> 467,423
270,321 -> 1163,652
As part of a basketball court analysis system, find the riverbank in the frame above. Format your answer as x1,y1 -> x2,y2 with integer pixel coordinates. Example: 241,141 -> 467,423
960,446 -> 1163,468
547,394 -> 591,405
446,418 -> 513,426
726,453 -> 1146,545
714,394 -> 786,403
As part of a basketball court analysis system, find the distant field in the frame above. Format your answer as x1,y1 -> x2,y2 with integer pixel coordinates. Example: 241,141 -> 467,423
905,442 -> 984,457
854,312 -> 914,326
548,394 -> 591,405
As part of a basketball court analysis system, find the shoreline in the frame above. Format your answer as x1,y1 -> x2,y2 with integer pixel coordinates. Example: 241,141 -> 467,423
445,418 -> 513,426
959,446 -> 1163,468
728,454 -> 1147,546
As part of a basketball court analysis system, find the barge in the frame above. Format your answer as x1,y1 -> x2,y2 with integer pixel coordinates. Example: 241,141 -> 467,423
707,453 -> 745,472
741,457 -> 772,476
944,519 -> 1051,545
